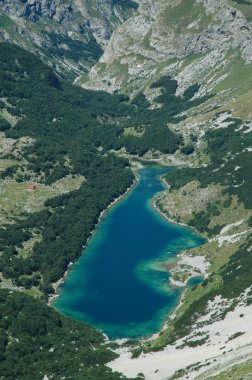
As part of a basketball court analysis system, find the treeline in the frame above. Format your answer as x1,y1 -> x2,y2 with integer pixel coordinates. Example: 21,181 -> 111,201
0,166 -> 133,292
118,76 -> 211,156
0,289 -> 139,380
165,117 -> 252,209
0,43 -> 134,292
0,43 -> 211,294
0,42 -> 148,380
159,116 -> 252,345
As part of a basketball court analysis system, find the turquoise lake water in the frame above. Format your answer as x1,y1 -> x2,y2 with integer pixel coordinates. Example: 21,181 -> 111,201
54,166 -> 206,339
187,276 -> 204,287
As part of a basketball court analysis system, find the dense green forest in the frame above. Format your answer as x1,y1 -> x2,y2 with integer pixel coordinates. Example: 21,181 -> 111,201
0,42 -> 212,378
0,42 -> 134,293
0,41 -> 154,379
0,289 -> 139,380
0,43 -> 211,294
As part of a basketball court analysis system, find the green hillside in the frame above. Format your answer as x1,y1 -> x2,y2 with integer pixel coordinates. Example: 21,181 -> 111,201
0,289 -> 139,380
0,0 -> 251,378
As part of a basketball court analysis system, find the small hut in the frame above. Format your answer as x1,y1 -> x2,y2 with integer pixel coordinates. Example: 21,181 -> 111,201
27,184 -> 36,191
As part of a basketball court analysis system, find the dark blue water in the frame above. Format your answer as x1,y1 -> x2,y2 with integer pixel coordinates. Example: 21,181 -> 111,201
54,166 -> 206,339
187,276 -> 204,287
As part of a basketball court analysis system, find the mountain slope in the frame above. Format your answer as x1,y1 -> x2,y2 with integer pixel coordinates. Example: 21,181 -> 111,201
75,1 -> 252,378
80,0 -> 252,116
0,1 -> 251,379
0,289 -> 137,380
0,0 -> 138,79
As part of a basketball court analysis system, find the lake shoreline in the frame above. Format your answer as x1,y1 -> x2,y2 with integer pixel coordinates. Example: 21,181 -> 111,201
48,161 -> 175,305
50,163 -> 207,345
151,198 -> 208,281
151,179 -> 208,242
48,170 -> 140,306
125,171 -> 209,343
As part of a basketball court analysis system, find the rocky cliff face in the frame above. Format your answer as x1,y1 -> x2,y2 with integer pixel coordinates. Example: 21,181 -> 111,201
2,0 -> 252,97
79,0 -> 252,114
0,0 -> 137,78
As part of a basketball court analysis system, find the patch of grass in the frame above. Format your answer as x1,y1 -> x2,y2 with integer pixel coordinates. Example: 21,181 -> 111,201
226,89 -> 252,119
0,13 -> 14,27
214,49 -> 252,112
0,175 -> 85,225
17,233 -> 42,258
160,0 -> 213,34
198,357 -> 252,379
24,286 -> 43,298
123,126 -> 145,137
76,72 -> 89,85
232,0 -> 252,21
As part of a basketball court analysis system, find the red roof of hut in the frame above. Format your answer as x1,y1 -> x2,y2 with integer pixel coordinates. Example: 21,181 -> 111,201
27,184 -> 36,191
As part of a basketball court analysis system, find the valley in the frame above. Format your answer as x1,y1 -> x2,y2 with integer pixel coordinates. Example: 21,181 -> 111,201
0,1 -> 251,379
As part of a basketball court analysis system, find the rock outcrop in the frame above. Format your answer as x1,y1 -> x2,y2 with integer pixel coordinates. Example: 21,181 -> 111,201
0,0 -> 137,77
81,0 -> 252,100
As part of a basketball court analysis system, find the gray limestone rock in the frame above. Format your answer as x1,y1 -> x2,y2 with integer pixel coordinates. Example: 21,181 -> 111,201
0,0 -> 137,77
82,0 -> 252,93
